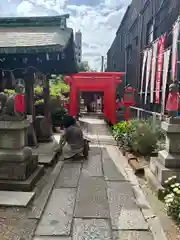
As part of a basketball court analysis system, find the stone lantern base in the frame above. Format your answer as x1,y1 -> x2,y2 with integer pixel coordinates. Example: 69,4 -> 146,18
149,118 -> 180,186
0,120 -> 44,191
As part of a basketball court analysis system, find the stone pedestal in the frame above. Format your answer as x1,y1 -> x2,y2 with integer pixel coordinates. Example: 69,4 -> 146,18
34,116 -> 52,142
150,118 -> 180,186
0,120 -> 44,191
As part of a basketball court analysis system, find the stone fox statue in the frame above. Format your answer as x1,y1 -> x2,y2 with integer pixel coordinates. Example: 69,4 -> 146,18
0,84 -> 25,121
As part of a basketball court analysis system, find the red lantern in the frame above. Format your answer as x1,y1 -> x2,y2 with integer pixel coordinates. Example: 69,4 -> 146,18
122,86 -> 135,121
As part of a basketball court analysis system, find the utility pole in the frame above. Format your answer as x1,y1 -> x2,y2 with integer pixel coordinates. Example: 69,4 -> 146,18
101,56 -> 104,72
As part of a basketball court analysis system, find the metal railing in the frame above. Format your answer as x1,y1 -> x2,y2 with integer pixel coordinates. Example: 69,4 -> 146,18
129,106 -> 167,129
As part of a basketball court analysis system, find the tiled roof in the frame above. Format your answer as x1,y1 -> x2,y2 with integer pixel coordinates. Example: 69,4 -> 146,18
0,27 -> 72,53
0,15 -> 69,27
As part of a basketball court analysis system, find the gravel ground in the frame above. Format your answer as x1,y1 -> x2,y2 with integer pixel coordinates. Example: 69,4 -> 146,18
0,167 -> 53,240
0,204 -> 37,240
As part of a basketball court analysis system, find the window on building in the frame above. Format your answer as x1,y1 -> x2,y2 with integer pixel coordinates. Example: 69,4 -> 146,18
135,36 -> 138,46
147,20 -> 154,44
127,45 -> 132,62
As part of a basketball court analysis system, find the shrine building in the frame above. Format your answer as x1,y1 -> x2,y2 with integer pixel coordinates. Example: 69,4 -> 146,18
0,14 -> 77,141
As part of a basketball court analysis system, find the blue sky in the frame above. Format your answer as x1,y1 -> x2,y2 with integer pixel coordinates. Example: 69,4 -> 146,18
1,0 -> 131,69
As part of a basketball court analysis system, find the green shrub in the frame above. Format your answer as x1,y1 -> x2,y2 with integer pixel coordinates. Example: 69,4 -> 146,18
50,82 -> 69,97
34,87 -> 43,94
112,121 -> 130,141
130,121 -> 158,155
4,89 -> 15,96
35,101 -> 44,116
35,99 -> 67,126
4,79 -> 69,127
35,99 -> 44,105
112,119 -> 159,156
51,107 -> 68,127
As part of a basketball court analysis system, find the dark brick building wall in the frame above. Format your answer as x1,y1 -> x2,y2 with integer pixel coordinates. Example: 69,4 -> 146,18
107,0 -> 180,96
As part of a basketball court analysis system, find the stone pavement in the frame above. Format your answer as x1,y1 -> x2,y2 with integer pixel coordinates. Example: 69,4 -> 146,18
33,117 -> 167,240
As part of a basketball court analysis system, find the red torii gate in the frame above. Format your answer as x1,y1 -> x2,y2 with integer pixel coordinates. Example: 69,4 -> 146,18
65,72 -> 124,124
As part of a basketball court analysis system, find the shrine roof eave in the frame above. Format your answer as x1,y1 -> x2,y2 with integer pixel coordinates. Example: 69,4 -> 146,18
0,44 -> 65,54
0,15 -> 70,27
0,27 -> 73,54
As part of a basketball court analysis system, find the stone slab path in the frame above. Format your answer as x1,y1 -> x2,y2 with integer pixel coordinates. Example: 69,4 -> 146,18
33,117 -> 167,240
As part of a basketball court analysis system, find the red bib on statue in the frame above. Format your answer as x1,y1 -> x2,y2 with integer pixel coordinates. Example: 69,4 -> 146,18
64,103 -> 69,110
15,94 -> 25,112
166,93 -> 179,111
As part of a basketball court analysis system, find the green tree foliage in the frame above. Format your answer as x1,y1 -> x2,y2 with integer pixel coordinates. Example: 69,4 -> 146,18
77,61 -> 96,72
49,75 -> 69,96
78,62 -> 90,72
112,119 -> 162,156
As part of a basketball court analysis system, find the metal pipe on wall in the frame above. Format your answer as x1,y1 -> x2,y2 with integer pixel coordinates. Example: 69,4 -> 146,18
137,13 -> 143,94
124,33 -> 127,86
101,56 -> 104,72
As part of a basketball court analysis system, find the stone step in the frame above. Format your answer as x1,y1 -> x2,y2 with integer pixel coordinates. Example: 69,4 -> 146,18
38,153 -> 57,166
0,191 -> 35,207
85,133 -> 116,145
35,188 -> 76,236
158,150 -> 180,168
150,157 -> 180,185
98,135 -> 117,145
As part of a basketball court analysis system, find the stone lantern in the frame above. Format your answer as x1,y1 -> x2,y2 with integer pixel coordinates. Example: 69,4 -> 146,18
149,82 -> 180,187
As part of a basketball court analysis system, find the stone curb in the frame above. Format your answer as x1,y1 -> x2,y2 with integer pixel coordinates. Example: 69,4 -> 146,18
113,148 -> 168,240
147,217 -> 168,240
144,167 -> 165,200
28,161 -> 64,219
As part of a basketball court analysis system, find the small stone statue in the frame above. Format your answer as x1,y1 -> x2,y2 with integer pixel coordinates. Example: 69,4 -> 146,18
166,82 -> 179,118
0,92 -> 7,114
0,83 -> 25,121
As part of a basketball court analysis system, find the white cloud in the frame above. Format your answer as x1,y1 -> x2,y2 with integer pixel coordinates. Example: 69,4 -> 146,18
1,0 -> 131,70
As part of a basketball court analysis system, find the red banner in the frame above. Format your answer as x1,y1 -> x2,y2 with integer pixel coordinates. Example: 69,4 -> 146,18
155,34 -> 166,104
15,94 -> 25,112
